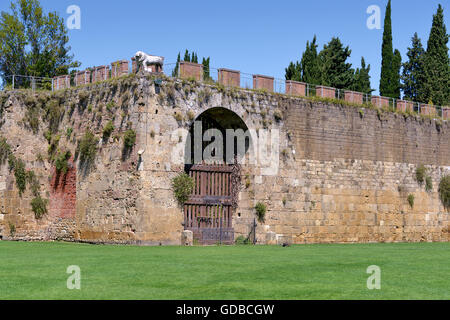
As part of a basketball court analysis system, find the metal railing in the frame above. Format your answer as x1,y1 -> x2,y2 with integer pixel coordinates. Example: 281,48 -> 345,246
2,63 -> 448,120
1,75 -> 53,92
162,63 -> 448,120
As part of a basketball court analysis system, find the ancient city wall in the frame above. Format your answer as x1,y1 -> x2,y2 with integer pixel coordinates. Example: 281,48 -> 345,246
0,74 -> 448,244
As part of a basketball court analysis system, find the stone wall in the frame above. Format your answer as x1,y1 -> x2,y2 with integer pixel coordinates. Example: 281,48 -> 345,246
0,74 -> 448,245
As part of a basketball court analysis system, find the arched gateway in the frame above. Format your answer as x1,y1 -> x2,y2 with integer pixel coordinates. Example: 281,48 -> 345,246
183,107 -> 251,245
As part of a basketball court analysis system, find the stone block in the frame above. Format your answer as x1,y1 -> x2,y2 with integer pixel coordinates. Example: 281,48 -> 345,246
181,230 -> 193,246
265,231 -> 277,245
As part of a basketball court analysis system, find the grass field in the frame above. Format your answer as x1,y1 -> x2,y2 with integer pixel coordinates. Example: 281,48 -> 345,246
0,241 -> 449,300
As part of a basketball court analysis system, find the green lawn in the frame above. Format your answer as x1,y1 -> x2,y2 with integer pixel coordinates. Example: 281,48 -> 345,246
0,241 -> 449,300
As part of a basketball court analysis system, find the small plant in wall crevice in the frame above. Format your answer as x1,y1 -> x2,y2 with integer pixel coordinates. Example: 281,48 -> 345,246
425,176 -> 433,192
439,175 -> 450,209
407,194 -> 415,208
122,129 -> 136,160
31,195 -> 49,219
171,173 -> 194,207
415,165 -> 426,185
255,202 -> 267,223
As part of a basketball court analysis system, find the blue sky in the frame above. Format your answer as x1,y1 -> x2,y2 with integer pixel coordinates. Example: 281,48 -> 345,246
1,0 -> 448,94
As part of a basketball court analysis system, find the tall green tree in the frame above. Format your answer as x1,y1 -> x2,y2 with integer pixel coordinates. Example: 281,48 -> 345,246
379,0 -> 400,98
401,33 -> 425,101
172,52 -> 181,77
420,4 -> 449,105
0,0 -> 79,83
392,49 -> 402,99
202,57 -> 211,81
351,57 -> 373,94
301,35 -> 321,85
318,37 -> 354,89
284,61 -> 301,81
183,49 -> 190,62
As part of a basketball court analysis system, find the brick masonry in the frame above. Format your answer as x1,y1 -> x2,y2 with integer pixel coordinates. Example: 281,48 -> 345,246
420,104 -> 437,116
49,160 -> 77,219
75,70 -> 91,86
111,60 -> 129,78
285,80 -> 306,97
443,107 -> 450,120
397,100 -> 414,113
344,90 -> 363,104
218,68 -> 240,87
371,96 -> 390,108
94,66 -> 110,82
179,62 -> 203,81
316,86 -> 335,99
53,75 -> 70,90
253,75 -> 274,92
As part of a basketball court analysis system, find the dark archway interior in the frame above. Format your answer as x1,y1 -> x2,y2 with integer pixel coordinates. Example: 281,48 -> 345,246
184,107 -> 251,171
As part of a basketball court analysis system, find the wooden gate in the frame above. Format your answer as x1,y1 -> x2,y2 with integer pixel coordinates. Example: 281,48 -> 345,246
184,164 -> 234,245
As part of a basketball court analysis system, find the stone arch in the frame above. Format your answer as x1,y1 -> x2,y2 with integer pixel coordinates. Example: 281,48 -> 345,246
184,107 -> 252,171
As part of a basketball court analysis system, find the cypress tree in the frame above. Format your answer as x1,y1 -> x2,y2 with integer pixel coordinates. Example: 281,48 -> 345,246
183,49 -> 190,62
401,33 -> 425,101
301,35 -> 321,85
380,0 -> 397,97
191,52 -> 198,63
420,4 -> 449,105
202,57 -> 211,81
352,57 -> 373,94
172,52 -> 181,77
285,61 -> 301,81
393,49 -> 402,99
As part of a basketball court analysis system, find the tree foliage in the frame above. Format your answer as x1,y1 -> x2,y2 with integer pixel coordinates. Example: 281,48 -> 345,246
318,37 -> 355,89
285,36 -> 372,93
402,33 -> 425,101
0,0 -> 80,84
301,35 -> 321,85
380,0 -> 401,98
420,4 -> 449,105
285,61 -> 301,82
351,57 -> 373,94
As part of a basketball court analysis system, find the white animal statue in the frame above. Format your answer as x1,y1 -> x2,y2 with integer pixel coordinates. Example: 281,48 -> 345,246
135,51 -> 164,72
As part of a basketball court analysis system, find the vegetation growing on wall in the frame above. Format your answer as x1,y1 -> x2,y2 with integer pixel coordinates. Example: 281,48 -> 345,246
171,173 -> 194,206
31,195 -> 49,219
54,150 -> 72,174
0,137 -> 12,164
416,165 -> 426,184
102,121 -> 115,141
407,194 -> 415,208
255,202 -> 267,223
77,129 -> 98,170
439,176 -> 450,209
10,157 -> 27,196
122,129 -> 136,160
425,176 -> 433,192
